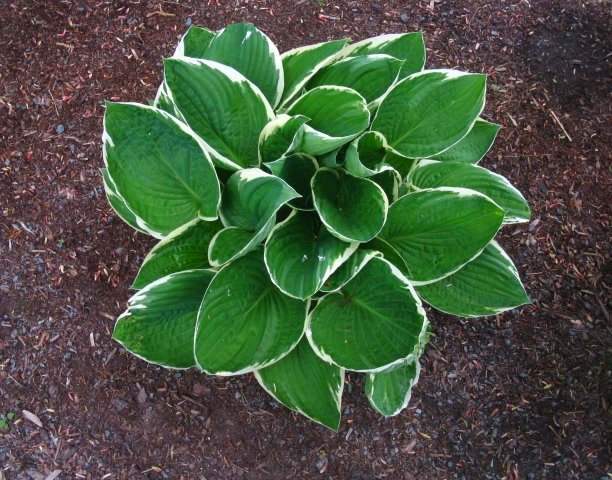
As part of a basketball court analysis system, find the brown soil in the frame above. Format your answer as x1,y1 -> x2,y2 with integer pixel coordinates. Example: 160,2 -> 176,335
1,1 -> 610,479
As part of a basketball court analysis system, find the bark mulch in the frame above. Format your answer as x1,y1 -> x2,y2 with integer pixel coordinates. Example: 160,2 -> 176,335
1,1 -> 610,479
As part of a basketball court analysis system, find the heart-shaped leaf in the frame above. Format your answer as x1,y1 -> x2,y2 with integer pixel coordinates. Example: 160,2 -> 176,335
430,119 -> 500,164
100,168 -> 147,235
265,211 -> 358,299
307,257 -> 427,372
220,168 -> 299,231
195,250 -> 308,375
365,359 -> 421,417
416,241 -> 530,316
344,131 -> 392,177
280,38 -> 348,107
164,57 -> 274,169
382,150 -> 416,179
200,23 -> 284,107
345,32 -> 426,78
255,337 -> 344,430
307,54 -> 403,104
370,169 -> 402,203
114,269 -> 215,369
320,249 -> 381,292
312,168 -> 387,243
378,188 -> 504,283
286,86 -> 369,155
265,154 -> 318,210
174,25 -> 215,57
133,219 -> 223,289
259,114 -> 309,164
103,102 -> 220,238
208,216 -> 275,268
372,70 -> 486,158
153,82 -> 185,121
410,161 -> 531,223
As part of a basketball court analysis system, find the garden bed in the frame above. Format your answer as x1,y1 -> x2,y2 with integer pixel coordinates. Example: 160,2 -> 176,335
1,1 -> 609,478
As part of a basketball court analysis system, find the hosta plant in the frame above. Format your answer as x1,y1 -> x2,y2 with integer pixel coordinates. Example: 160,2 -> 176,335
102,23 -> 530,430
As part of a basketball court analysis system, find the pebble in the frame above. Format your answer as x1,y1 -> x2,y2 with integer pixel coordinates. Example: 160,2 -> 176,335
315,454 -> 328,473
111,399 -> 128,412
193,383 -> 211,396
56,124 -> 65,135
137,387 -> 147,404
370,2 -> 383,13
400,12 -> 409,23
185,17 -> 192,27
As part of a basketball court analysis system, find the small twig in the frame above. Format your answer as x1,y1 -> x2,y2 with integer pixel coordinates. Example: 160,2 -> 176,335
550,110 -> 572,142
8,374 -> 25,388
594,296 -> 610,322
180,394 -> 208,412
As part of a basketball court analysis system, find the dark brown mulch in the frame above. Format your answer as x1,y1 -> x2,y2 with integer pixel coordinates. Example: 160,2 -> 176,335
1,1 -> 610,479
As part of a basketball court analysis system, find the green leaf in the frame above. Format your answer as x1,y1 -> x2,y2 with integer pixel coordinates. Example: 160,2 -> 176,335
258,114 -> 309,164
220,168 -> 299,231
312,168 -> 387,243
346,32 -> 426,78
164,57 -> 274,169
382,150 -> 417,179
430,119 -> 500,164
103,102 -> 220,237
264,211 -> 358,299
307,54 -> 403,104
318,146 -> 345,168
365,324 -> 429,416
280,38 -> 348,107
378,188 -> 505,283
153,82 -> 184,121
201,23 -> 284,107
344,131 -> 391,177
174,26 -> 215,58
132,219 -> 223,289
100,168 -> 148,235
320,249 -> 381,292
194,250 -> 308,375
365,359 -> 421,417
286,86 -> 369,156
265,153 -> 318,210
307,257 -> 427,372
416,241 -> 530,317
410,161 -> 531,223
370,169 -> 402,203
255,337 -> 343,430
362,237 -> 408,274
113,269 -> 215,369
372,70 -> 486,159
208,216 -> 275,268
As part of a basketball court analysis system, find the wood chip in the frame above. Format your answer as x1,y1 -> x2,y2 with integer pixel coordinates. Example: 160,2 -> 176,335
44,470 -> 62,480
22,409 -> 43,427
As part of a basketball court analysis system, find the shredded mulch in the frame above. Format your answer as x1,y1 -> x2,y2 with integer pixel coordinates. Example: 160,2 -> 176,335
1,1 -> 610,479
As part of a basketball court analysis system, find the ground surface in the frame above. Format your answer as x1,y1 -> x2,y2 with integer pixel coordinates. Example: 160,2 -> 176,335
1,1 -> 610,479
